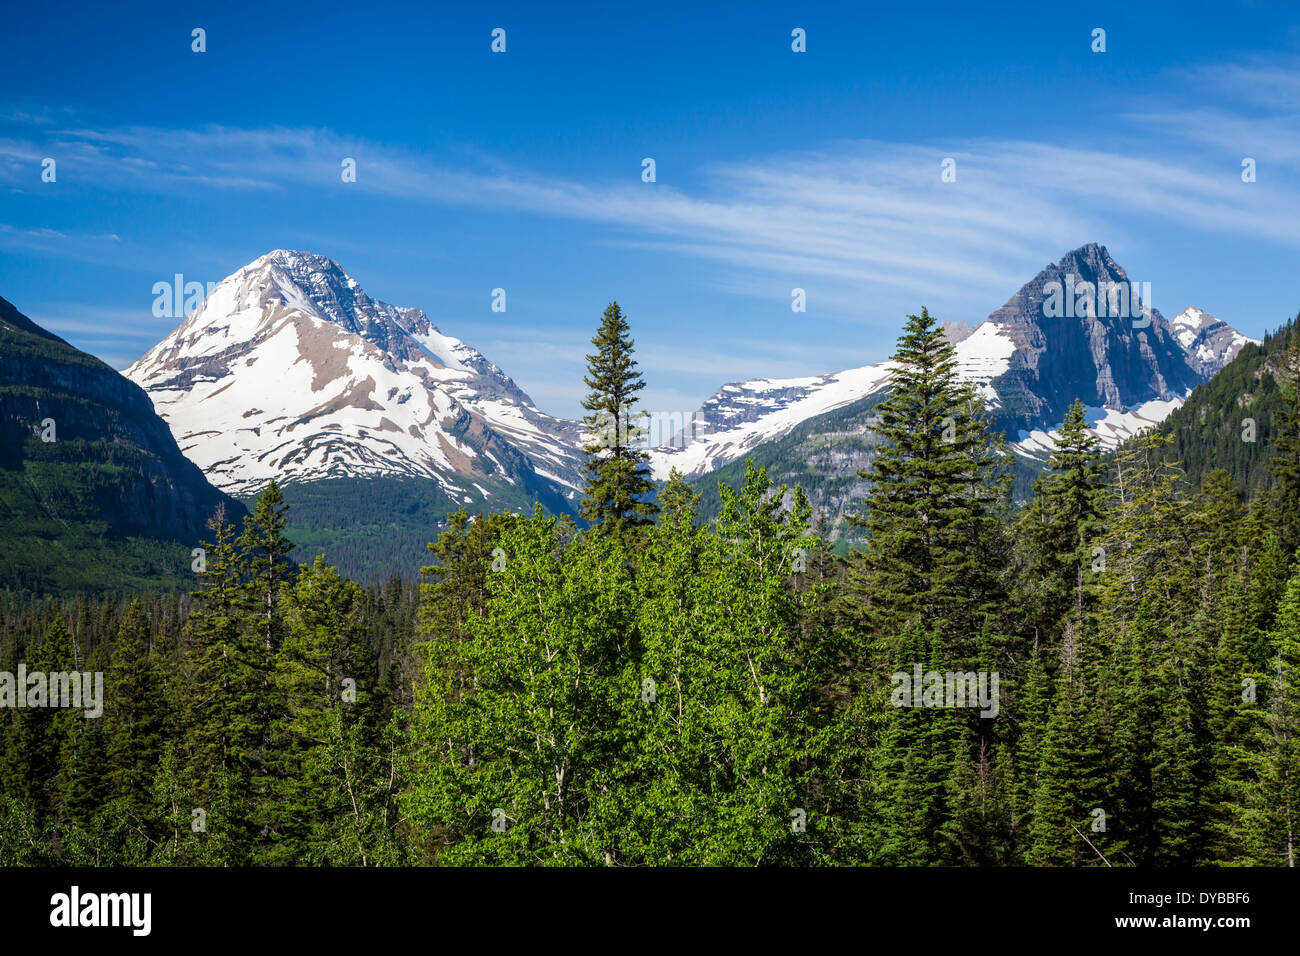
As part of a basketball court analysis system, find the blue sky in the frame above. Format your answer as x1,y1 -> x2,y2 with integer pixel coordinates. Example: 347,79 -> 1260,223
2,0 -> 1299,419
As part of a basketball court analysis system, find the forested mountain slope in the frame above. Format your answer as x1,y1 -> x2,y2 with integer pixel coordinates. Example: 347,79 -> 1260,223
1148,315 -> 1298,494
0,296 -> 242,595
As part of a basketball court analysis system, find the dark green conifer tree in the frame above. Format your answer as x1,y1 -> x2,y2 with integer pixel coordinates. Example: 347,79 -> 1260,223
579,302 -> 658,538
1224,559 -> 1300,865
1205,562 -> 1270,861
1267,332 -> 1300,562
239,479 -> 295,652
105,599 -> 164,835
1016,397 -> 1105,640
181,504 -> 260,862
869,622 -> 967,865
843,306 -> 1008,656
27,618 -> 78,827
64,711 -> 110,830
1110,605 -> 1205,865
268,557 -> 396,865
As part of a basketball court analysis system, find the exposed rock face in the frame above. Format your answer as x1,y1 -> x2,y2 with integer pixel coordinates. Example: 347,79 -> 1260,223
1169,306 -> 1254,377
941,319 -> 976,346
127,250 -> 584,505
650,243 -> 1257,480
0,295 -> 238,544
981,243 -> 1202,437
649,364 -> 896,479
120,245 -> 1257,525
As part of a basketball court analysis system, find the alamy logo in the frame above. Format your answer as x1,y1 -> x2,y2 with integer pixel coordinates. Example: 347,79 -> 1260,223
890,664 -> 1000,718
1042,273 -> 1153,327
590,405 -> 705,450
152,274 -> 218,318
50,886 -> 151,936
0,665 -> 103,718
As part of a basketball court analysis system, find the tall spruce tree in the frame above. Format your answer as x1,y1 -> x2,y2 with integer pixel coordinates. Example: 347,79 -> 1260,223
181,504 -> 260,863
1224,559 -> 1300,865
1107,601 -> 1206,866
28,617 -> 78,828
237,482 -> 295,852
1096,433 -> 1198,633
579,302 -> 658,537
1016,398 -> 1105,640
64,704 -> 111,831
105,599 -> 164,836
869,622 -> 968,865
239,479 -> 295,652
1205,561 -> 1270,862
268,557 -> 397,865
843,306 -> 1009,656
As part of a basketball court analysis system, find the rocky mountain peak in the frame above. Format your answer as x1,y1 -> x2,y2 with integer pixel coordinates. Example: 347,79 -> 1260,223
980,243 -> 1199,435
652,244 -> 1257,480
1169,306 -> 1256,376
127,252 -> 585,499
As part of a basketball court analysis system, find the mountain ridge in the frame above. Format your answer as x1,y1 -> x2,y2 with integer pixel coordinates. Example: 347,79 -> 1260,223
126,250 -> 585,504
652,243 -> 1255,479
119,244 -> 1259,567
0,295 -> 242,594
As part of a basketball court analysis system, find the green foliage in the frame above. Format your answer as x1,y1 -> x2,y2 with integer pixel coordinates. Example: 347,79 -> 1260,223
406,462 -> 831,864
579,302 -> 658,538
6,299 -> 1300,869
688,388 -> 891,545
0,480 -> 421,865
105,599 -> 164,832
0,296 -> 242,597
266,557 -> 402,865
1014,398 -> 1106,639
275,475 -> 576,584
1150,315 -> 1297,495
1218,559 -> 1300,865
841,305 -> 1010,652
407,507 -> 633,863
0,465 -> 203,596
1266,328 -> 1300,559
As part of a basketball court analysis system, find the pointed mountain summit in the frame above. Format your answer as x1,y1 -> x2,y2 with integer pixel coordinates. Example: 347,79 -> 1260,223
1169,305 -> 1254,377
984,242 -> 1200,439
121,244 -> 1259,570
651,243 -> 1256,481
127,250 -> 584,501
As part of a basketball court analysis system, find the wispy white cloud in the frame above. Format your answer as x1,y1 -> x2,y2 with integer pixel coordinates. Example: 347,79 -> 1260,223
27,305 -> 169,338
2,55 -> 1296,414
0,224 -> 122,259
1123,58 -> 1300,179
6,91 -> 1295,313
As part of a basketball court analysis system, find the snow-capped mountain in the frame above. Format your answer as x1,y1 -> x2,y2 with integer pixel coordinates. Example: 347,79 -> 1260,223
646,364 -> 896,478
650,244 -> 1257,478
127,250 -> 584,501
128,243 -> 1258,537
646,322 -> 1022,478
1169,306 -> 1254,377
